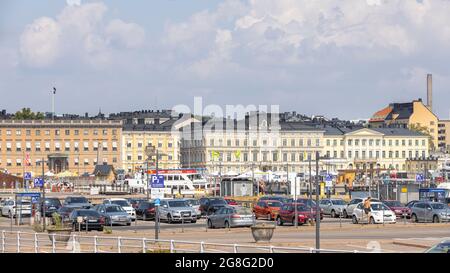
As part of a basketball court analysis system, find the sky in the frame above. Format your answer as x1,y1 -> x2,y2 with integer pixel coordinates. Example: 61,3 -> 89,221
1,0 -> 450,120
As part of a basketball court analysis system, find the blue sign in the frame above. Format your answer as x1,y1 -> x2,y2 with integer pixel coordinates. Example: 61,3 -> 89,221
33,178 -> 44,188
154,198 -> 161,206
416,174 -> 424,182
24,172 -> 32,180
325,174 -> 332,181
31,196 -> 40,204
150,175 -> 164,188
16,192 -> 41,198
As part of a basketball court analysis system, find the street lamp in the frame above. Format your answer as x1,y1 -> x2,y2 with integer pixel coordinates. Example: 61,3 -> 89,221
37,157 -> 48,231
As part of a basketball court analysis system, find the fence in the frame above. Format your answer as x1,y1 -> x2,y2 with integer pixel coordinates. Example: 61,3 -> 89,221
0,230 -> 367,253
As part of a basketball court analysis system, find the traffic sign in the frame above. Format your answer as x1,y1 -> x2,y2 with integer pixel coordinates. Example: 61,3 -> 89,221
325,174 -> 333,188
150,175 -> 164,188
416,174 -> 424,182
33,178 -> 44,188
31,195 -> 40,204
154,198 -> 161,206
151,188 -> 165,200
24,172 -> 32,180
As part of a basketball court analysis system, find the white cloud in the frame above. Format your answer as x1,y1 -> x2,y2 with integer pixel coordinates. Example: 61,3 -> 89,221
19,2 -> 145,68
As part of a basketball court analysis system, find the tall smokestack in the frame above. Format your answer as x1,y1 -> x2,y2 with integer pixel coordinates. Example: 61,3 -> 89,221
427,74 -> 433,111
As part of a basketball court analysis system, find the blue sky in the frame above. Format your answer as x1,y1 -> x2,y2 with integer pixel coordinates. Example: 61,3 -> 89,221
1,0 -> 450,120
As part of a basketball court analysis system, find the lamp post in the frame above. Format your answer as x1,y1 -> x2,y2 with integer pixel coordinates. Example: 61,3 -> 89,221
37,158 -> 47,231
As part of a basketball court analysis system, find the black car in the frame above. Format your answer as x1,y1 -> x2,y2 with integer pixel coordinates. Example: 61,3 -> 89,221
69,209 -> 105,231
39,198 -> 62,217
63,196 -> 91,209
135,201 -> 156,220
199,197 -> 227,216
55,206 -> 79,223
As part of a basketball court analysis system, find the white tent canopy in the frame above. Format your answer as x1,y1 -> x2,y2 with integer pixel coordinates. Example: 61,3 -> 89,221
45,171 -> 55,177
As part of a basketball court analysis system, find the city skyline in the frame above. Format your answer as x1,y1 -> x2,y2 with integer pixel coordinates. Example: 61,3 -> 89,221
1,0 -> 450,120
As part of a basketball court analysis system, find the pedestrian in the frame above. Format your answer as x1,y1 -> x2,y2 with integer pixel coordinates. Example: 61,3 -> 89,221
364,197 -> 372,224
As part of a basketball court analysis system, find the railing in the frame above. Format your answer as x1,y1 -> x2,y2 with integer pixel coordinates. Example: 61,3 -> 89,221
0,230 -> 367,253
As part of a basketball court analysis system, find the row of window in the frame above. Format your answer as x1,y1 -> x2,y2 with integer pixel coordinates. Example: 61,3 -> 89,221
125,154 -> 175,161
0,129 -> 118,136
325,150 -> 427,159
125,141 -> 174,149
0,142 -> 118,152
326,138 -> 426,147
0,158 -> 118,166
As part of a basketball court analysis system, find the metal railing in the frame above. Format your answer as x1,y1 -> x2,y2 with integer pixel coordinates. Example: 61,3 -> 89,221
0,230 -> 367,253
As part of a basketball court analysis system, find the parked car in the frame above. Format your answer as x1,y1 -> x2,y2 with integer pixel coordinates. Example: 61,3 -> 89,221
259,195 -> 291,204
382,200 -> 411,218
406,200 -> 420,209
276,203 -> 315,226
69,209 -> 105,231
55,206 -> 78,223
207,206 -> 255,228
425,240 -> 450,253
135,201 -> 156,220
1,199 -> 32,218
351,202 -> 396,224
63,196 -> 91,209
343,198 -> 379,218
293,198 -> 317,208
159,199 -> 197,223
126,198 -> 147,209
199,197 -> 227,216
224,197 -> 238,206
94,204 -> 131,226
410,201 -> 450,223
319,198 -> 347,218
253,200 -> 282,220
184,198 -> 202,219
39,198 -> 62,217
103,198 -> 136,221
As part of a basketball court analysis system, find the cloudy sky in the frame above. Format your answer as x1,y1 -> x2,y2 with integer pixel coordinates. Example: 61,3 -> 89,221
1,0 -> 450,120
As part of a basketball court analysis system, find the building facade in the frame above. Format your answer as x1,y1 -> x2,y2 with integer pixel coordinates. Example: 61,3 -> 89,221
323,127 -> 430,173
369,99 -> 438,150
0,119 -> 122,177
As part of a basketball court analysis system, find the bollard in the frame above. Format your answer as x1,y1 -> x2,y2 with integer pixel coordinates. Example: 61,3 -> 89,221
34,233 -> 38,253
200,241 -> 205,253
117,237 -> 122,253
1,230 -> 4,253
94,236 -> 98,253
142,238 -> 146,253
181,217 -> 184,233
52,233 -> 56,253
16,231 -> 20,253
72,234 -> 77,253
170,240 -> 174,253
339,211 -> 342,228
233,244 -> 238,253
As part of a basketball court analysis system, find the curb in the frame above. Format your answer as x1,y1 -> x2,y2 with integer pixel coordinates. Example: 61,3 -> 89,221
392,241 -> 430,249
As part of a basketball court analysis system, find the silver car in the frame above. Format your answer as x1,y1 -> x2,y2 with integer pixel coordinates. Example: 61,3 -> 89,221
343,198 -> 379,218
319,199 -> 348,218
159,199 -> 197,223
207,206 -> 255,229
410,202 -> 450,223
184,198 -> 202,219
94,204 -> 131,226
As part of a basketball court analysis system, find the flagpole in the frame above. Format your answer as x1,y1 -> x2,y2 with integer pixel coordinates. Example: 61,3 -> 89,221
52,87 -> 56,120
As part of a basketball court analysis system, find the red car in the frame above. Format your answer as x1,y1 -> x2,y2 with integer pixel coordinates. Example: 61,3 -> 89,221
253,200 -> 282,221
224,197 -> 238,206
276,203 -> 322,226
382,200 -> 411,218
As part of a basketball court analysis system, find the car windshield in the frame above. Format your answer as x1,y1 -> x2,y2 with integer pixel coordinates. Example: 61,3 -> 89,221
106,206 -> 125,213
384,201 -> 402,207
111,200 -> 130,207
210,199 -> 227,206
297,199 -> 316,206
76,210 -> 99,217
234,207 -> 253,215
186,199 -> 199,206
431,203 -> 446,210
69,197 -> 88,203
45,199 -> 61,206
168,201 -> 189,207
226,199 -> 236,203
267,201 -> 281,207
371,203 -> 390,211
426,242 -> 450,253
331,200 -> 346,205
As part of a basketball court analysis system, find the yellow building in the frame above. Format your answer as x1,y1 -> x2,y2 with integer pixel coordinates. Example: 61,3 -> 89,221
0,119 -> 122,177
122,119 -> 181,174
369,99 -> 438,150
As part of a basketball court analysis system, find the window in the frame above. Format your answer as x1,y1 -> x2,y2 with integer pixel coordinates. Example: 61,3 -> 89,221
65,130 -> 70,136
6,130 -> 11,136
227,153 -> 231,162
348,151 -> 352,158
137,142 -> 143,148
355,140 -> 359,146
112,157 -> 117,163
65,142 -> 70,152
35,142 -> 41,152
348,139 -> 352,146
168,142 -> 173,148
25,142 -> 31,151
26,130 -> 31,136
362,139 -> 367,146
45,142 -> 50,151
243,153 -> 248,162
84,130 -> 89,136
84,142 -> 89,151
102,129 -> 107,135
283,139 -> 287,146
316,139 -> 320,147
235,140 -> 239,146
253,152 -> 258,162
45,130 -> 50,136
93,130 -> 98,135
74,130 -> 79,136
55,130 -> 60,136
84,159 -> 89,166
158,142 -> 163,148
55,142 -> 60,151
137,155 -> 142,161
291,153 -> 296,161
112,142 -> 117,151
227,140 -> 231,147
272,152 -> 278,162
127,155 -> 132,161
103,142 -> 107,151
16,143 -> 21,152
35,130 -> 40,136
16,130 -> 21,136
299,139 -> 303,147
112,129 -> 117,136
291,139 -> 295,146
74,142 -> 79,151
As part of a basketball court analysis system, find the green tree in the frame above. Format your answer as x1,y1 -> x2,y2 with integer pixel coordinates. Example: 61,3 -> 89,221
13,108 -> 44,120
409,123 -> 435,151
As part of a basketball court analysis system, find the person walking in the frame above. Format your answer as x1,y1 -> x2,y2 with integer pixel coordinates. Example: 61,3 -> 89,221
364,197 -> 372,224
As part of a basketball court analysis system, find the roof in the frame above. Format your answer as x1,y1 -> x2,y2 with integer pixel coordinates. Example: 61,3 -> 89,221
93,164 -> 115,176
370,127 -> 427,137
123,119 -> 178,132
369,106 -> 393,122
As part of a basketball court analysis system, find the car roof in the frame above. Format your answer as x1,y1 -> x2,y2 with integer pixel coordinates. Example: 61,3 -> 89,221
103,204 -> 121,207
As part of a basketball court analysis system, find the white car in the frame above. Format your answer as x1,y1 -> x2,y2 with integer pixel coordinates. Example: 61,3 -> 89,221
1,199 -> 32,218
352,202 -> 396,224
103,198 -> 136,220
343,198 -> 379,218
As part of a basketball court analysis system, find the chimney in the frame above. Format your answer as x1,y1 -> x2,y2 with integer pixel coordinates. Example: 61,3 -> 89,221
427,74 -> 432,111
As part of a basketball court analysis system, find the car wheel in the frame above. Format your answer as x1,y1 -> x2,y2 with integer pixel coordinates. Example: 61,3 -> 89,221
167,214 -> 172,224
369,217 -> 375,224
411,214 -> 418,223
191,219 -> 197,224
331,210 -> 336,218
224,221 -> 230,229
433,215 -> 441,223
276,216 -> 283,226
343,210 -> 348,218
207,219 -> 213,229
352,215 -> 358,224
126,222 -> 131,226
